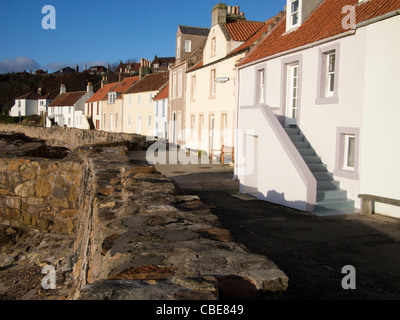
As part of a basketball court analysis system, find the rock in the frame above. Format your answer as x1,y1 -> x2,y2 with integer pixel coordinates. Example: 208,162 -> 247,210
35,177 -> 52,197
14,181 -> 35,197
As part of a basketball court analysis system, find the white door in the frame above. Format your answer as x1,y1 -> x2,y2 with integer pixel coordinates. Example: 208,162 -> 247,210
209,115 -> 215,153
285,63 -> 299,127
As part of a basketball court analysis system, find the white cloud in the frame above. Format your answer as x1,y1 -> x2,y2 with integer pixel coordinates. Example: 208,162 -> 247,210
0,57 -> 42,74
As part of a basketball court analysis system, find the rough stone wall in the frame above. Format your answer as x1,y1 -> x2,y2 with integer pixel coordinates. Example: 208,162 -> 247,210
70,145 -> 288,300
0,157 -> 82,234
0,124 -> 147,149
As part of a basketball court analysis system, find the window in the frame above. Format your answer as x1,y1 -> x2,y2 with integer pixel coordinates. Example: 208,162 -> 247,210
173,71 -> 177,98
221,113 -> 228,143
184,40 -> 191,52
210,69 -> 216,97
177,35 -> 181,59
115,113 -> 118,129
326,52 -> 336,97
290,0 -> 299,28
191,76 -> 196,100
191,115 -> 195,138
153,63 -> 159,69
343,134 -> 355,171
128,95 -> 132,106
147,115 -> 152,128
162,100 -> 165,117
110,113 -> 113,131
334,128 -> 359,179
108,92 -> 116,104
211,37 -> 216,56
128,115 -> 132,128
138,94 -> 141,106
148,92 -> 152,105
257,69 -> 266,104
178,70 -> 183,98
156,101 -> 159,117
316,45 -> 340,104
103,113 -> 106,129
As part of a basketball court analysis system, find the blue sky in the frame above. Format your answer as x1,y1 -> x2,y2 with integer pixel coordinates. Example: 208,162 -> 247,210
0,0 -> 286,73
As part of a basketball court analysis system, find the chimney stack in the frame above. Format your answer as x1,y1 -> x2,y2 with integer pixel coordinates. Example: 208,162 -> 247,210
37,87 -> 42,96
60,84 -> 66,94
212,3 -> 227,26
87,82 -> 93,92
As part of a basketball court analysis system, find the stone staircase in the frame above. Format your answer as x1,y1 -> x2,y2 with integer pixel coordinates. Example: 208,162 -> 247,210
285,125 -> 357,216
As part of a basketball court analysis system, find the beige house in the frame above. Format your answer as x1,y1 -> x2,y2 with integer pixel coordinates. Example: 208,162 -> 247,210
101,76 -> 139,132
184,3 -> 266,156
122,72 -> 169,136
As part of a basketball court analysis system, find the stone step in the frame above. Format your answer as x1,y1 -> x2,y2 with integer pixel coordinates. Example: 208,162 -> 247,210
313,172 -> 334,181
307,163 -> 328,173
317,188 -> 348,201
315,198 -> 355,211
313,207 -> 360,217
284,128 -> 300,135
317,180 -> 340,191
303,155 -> 322,164
293,141 -> 310,149
297,148 -> 316,156
288,134 -> 304,142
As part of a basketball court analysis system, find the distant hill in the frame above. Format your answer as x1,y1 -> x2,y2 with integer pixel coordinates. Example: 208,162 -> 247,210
0,72 -> 121,114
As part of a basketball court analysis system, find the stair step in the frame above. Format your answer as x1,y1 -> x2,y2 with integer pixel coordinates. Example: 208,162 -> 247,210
317,189 -> 348,201
313,172 -> 334,181
298,148 -> 316,156
315,198 -> 355,211
285,128 -> 300,135
303,156 -> 322,164
307,163 -> 328,172
313,208 -> 360,217
293,141 -> 310,149
317,180 -> 340,190
288,135 -> 304,142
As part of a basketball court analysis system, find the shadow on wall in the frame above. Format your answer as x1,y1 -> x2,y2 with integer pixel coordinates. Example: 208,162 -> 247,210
256,190 -> 311,213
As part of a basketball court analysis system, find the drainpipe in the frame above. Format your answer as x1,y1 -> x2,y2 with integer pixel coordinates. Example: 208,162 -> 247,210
233,66 -> 240,181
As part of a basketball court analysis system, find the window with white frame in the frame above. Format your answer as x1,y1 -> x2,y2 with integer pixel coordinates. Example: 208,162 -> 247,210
148,92 -> 152,105
211,37 -> 216,56
191,75 -> 196,100
191,115 -> 195,138
156,101 -> 159,117
184,40 -> 191,53
343,134 -> 355,171
138,94 -> 141,106
334,128 -> 359,179
177,35 -> 181,59
147,115 -> 152,128
289,0 -> 300,28
325,52 -> 336,97
172,71 -> 177,98
115,113 -> 118,129
128,95 -> 132,106
316,45 -> 339,104
257,69 -> 266,104
162,100 -> 165,117
210,69 -> 216,97
128,115 -> 132,127
108,92 -> 116,104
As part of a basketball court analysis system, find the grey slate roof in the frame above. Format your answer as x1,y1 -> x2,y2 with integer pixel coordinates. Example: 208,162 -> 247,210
179,25 -> 210,36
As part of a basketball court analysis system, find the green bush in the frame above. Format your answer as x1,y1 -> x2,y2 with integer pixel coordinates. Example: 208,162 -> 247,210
0,115 -> 19,124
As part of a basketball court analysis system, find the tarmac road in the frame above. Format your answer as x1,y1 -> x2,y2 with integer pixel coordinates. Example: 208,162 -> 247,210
129,148 -> 400,300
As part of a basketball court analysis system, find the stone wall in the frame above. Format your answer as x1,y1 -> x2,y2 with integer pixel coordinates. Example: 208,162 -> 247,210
0,124 -> 147,149
0,157 -> 82,234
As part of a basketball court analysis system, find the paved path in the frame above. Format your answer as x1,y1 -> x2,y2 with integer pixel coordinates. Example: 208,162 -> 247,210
128,148 -> 400,300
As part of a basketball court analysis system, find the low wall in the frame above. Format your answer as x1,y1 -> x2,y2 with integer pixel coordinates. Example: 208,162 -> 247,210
0,157 -> 82,234
0,124 -> 147,149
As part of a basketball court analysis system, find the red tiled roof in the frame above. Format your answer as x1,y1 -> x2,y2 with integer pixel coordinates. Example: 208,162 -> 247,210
49,92 -> 86,107
224,19 -> 264,42
125,72 -> 169,94
112,76 -> 139,94
86,82 -> 118,103
240,0 -> 400,66
229,15 -> 282,56
153,83 -> 169,101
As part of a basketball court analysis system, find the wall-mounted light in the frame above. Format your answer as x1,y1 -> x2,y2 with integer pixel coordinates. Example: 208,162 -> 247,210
215,77 -> 231,83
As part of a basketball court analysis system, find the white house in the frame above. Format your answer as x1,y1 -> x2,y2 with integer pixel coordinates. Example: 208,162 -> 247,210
9,88 -> 57,118
236,0 -> 400,218
47,83 -> 94,129
153,83 -> 169,139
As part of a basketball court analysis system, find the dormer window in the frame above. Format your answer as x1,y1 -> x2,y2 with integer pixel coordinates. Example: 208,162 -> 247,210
287,0 -> 301,31
291,0 -> 299,26
108,92 -> 116,104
